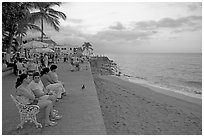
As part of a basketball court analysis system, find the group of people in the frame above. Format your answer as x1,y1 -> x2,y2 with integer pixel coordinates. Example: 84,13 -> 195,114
15,64 -> 67,127
70,56 -> 89,71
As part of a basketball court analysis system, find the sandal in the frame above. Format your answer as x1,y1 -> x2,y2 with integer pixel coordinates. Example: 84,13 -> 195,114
50,115 -> 62,121
45,121 -> 58,127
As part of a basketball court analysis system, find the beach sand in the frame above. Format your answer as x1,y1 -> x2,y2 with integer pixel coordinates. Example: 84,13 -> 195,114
90,57 -> 202,135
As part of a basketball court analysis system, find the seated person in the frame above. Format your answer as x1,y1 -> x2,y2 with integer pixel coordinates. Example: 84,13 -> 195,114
29,72 -> 57,105
15,74 -> 62,127
48,65 -> 67,96
41,67 -> 65,99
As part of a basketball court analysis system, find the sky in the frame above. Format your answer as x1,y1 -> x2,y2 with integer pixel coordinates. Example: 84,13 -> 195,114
25,2 -> 202,54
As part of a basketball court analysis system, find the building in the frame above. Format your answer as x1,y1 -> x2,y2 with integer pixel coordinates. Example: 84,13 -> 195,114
55,45 -> 69,54
55,44 -> 84,57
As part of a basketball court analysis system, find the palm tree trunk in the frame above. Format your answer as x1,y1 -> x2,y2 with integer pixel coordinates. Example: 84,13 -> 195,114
20,35 -> 22,45
41,16 -> 44,42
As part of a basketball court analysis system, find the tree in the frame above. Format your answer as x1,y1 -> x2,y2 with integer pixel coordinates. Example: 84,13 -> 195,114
2,2 -> 26,53
2,2 -> 43,53
15,17 -> 45,46
82,42 -> 93,56
30,2 -> 67,42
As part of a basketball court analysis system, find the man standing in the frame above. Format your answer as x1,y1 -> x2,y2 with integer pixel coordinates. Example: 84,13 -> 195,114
44,54 -> 48,67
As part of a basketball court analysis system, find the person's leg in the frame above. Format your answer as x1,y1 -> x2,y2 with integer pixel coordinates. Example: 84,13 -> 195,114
46,84 -> 64,99
38,100 -> 62,126
39,95 -> 57,105
48,95 -> 57,105
58,81 -> 67,95
37,100 -> 55,124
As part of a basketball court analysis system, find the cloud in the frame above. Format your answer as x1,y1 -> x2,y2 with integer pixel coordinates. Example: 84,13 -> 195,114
187,3 -> 201,11
68,18 -> 83,24
109,22 -> 126,30
24,13 -> 201,55
95,29 -> 157,41
134,20 -> 157,30
135,15 -> 202,32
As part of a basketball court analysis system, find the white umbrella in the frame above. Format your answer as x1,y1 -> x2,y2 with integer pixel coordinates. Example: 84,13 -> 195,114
32,47 -> 54,53
21,40 -> 48,49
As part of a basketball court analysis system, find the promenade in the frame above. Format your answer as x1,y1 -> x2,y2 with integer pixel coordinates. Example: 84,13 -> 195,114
2,62 -> 107,135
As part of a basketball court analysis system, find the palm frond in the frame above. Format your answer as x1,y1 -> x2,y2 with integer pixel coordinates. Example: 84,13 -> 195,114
48,8 -> 67,20
44,16 -> 60,31
29,12 -> 43,23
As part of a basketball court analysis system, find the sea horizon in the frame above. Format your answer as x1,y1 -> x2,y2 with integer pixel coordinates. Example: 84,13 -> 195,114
105,52 -> 202,99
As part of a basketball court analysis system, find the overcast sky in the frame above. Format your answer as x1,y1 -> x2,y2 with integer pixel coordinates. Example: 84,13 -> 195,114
25,2 -> 202,54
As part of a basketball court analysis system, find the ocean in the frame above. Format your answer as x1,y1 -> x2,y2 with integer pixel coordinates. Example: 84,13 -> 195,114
106,53 -> 202,99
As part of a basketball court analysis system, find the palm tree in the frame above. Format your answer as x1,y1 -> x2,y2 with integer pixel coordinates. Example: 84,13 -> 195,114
15,18 -> 45,46
2,2 -> 43,53
82,42 -> 93,56
2,2 -> 27,53
30,2 -> 67,42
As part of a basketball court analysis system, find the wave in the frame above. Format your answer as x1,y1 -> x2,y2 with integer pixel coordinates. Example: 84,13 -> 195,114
109,53 -> 202,98
126,77 -> 202,99
123,73 -> 147,81
122,73 -> 202,96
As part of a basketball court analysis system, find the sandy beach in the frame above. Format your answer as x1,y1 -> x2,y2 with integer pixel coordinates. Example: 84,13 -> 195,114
90,57 -> 202,135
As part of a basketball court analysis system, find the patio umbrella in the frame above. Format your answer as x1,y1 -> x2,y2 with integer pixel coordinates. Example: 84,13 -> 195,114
32,47 -> 54,53
21,40 -> 48,49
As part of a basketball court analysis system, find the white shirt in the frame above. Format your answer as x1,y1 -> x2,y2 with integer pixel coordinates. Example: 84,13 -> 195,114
29,80 -> 44,93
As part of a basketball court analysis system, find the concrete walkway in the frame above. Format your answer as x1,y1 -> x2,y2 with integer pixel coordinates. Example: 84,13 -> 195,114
2,62 -> 107,135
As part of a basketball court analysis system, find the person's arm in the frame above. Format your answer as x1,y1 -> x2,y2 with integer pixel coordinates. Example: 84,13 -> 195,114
17,88 -> 35,100
53,74 -> 59,83
32,89 -> 46,98
46,75 -> 55,84
29,83 -> 46,98
39,80 -> 50,94
49,73 -> 58,83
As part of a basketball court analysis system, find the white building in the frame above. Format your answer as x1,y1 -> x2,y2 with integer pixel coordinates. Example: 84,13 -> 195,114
55,44 -> 79,55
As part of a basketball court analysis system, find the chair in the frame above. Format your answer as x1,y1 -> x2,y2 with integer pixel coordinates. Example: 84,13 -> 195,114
10,95 -> 42,129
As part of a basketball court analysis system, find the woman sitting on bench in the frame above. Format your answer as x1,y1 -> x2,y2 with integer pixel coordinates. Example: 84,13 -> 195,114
15,74 -> 62,127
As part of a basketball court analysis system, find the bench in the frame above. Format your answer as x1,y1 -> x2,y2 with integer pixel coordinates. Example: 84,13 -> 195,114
10,95 -> 42,129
